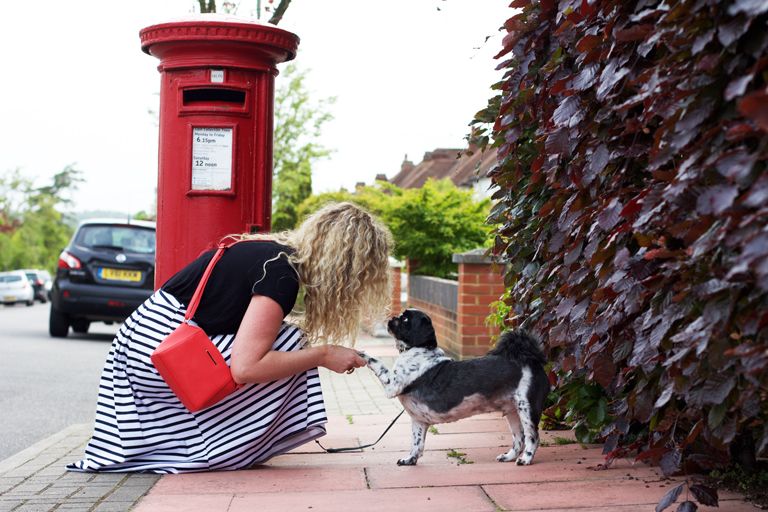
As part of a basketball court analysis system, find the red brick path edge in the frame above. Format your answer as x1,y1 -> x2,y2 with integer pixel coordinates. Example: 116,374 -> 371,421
134,414 -> 756,512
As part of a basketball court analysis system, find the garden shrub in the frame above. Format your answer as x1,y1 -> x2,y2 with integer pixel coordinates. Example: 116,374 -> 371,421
478,0 -> 768,477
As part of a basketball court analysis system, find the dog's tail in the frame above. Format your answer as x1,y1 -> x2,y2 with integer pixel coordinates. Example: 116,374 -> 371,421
488,329 -> 546,367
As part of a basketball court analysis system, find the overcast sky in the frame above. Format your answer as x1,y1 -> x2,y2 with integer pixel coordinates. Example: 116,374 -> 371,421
0,1 -> 509,215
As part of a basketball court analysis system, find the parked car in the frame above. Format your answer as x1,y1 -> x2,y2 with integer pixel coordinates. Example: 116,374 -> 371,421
0,270 -> 35,306
22,269 -> 53,303
49,219 -> 156,337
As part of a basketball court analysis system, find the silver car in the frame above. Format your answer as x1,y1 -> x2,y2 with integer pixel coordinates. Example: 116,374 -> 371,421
0,270 -> 35,306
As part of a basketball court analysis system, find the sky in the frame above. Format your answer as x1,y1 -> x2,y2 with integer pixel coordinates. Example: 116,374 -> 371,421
0,1 -> 510,215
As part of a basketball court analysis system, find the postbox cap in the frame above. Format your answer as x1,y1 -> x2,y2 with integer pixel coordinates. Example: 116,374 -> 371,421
140,14 -> 300,65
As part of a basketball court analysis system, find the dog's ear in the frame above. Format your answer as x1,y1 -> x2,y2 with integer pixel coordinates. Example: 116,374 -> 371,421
411,311 -> 437,349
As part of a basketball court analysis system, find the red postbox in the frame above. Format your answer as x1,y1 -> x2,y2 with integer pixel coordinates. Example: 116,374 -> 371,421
140,16 -> 299,287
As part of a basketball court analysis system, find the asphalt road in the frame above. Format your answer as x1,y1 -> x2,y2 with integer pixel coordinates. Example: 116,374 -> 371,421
0,301 -> 118,461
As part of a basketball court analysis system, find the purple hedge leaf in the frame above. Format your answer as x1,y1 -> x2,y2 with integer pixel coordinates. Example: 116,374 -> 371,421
656,483 -> 685,512
689,484 -> 719,507
676,501 -> 697,512
695,185 -> 739,215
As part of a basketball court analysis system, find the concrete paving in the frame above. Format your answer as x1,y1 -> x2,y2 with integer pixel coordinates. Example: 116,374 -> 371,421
0,333 -> 758,511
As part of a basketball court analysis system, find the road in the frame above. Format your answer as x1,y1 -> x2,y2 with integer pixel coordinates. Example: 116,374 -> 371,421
0,301 -> 118,461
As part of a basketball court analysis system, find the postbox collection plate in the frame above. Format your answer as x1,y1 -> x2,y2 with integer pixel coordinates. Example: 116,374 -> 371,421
191,126 -> 234,191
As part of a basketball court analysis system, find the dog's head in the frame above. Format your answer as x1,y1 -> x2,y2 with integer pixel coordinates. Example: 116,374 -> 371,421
387,309 -> 438,352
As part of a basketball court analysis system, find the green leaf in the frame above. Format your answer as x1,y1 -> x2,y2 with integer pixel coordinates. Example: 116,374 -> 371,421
708,402 -> 727,429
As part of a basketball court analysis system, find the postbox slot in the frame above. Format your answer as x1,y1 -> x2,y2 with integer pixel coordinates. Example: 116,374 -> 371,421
183,88 -> 246,107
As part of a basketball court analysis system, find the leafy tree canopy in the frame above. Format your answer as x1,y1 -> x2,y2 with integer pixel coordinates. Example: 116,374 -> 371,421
271,64 -> 335,231
0,166 -> 83,272
298,179 -> 491,278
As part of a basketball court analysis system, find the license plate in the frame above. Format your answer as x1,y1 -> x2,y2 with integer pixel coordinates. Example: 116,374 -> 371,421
99,268 -> 142,282
3,295 -> 16,302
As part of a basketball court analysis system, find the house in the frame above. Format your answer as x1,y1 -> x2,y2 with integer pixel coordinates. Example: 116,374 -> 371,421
382,146 -> 496,200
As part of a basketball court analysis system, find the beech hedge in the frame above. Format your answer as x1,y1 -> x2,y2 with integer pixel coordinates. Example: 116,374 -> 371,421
479,0 -> 768,472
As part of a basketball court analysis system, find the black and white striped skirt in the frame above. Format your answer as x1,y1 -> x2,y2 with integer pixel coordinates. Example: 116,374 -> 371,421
68,289 -> 327,473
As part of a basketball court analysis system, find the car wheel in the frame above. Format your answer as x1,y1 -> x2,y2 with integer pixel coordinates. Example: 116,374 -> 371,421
71,319 -> 90,334
26,299 -> 34,306
49,307 -> 70,337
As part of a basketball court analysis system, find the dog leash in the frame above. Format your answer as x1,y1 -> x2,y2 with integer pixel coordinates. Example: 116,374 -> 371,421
315,409 -> 405,453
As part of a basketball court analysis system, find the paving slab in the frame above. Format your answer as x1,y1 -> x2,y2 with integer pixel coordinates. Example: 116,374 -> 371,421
272,442 -> 612,469
228,486 -> 496,512
483,479 -> 754,511
365,459 -> 663,490
148,466 -> 368,496
0,424 -> 159,512
132,494 -> 233,512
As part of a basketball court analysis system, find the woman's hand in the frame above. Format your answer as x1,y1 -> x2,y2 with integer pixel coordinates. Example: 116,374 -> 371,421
232,295 -> 368,383
320,345 -> 367,374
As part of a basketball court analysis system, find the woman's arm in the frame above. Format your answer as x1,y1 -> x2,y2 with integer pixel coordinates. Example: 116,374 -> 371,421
230,295 -> 365,384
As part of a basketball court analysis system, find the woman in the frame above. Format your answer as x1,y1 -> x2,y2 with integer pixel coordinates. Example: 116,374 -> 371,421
69,202 -> 392,473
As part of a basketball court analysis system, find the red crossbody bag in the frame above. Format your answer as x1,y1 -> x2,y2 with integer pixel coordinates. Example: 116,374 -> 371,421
151,241 -> 242,412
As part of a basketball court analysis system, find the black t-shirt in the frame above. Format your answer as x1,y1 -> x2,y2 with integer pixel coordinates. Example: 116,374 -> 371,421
161,240 -> 299,335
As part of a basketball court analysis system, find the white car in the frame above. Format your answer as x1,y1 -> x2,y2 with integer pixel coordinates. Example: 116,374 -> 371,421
0,270 -> 35,306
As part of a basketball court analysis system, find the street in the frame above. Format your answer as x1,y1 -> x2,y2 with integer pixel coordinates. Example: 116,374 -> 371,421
0,301 -> 117,461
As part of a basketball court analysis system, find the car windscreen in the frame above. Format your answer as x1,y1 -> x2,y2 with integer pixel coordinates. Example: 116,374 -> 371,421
75,225 -> 156,255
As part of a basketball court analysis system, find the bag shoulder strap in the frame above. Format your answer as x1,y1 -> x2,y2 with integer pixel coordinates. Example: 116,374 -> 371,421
184,239 -> 237,321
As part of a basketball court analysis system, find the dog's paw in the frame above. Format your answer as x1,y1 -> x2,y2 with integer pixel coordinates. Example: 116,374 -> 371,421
396,457 -> 418,466
496,453 -> 516,463
515,452 -> 534,465
358,352 -> 379,365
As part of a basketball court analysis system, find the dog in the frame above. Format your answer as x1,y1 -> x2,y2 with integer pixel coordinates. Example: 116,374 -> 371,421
358,309 -> 549,466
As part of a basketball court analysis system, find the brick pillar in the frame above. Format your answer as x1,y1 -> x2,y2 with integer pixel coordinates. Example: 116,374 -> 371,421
390,258 -> 403,315
405,257 -> 418,276
452,249 -> 506,358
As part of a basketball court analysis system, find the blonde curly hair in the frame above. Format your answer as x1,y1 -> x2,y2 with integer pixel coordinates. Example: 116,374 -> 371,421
241,202 -> 393,345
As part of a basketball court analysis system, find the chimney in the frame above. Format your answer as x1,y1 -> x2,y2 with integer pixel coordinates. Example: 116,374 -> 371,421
401,155 -> 415,174
375,173 -> 388,182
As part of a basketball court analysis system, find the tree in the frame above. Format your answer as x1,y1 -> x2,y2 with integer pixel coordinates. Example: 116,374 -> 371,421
297,179 -> 491,278
195,0 -> 293,25
0,166 -> 83,272
271,64 -> 335,231
382,179 -> 491,278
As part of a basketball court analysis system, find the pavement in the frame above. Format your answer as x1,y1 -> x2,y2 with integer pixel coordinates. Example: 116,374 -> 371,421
0,333 -> 758,512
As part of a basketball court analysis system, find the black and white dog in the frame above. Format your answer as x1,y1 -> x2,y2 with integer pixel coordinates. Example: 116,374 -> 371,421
359,309 -> 549,466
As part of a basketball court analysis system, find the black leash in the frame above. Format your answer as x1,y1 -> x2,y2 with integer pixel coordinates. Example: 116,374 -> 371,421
315,409 -> 405,453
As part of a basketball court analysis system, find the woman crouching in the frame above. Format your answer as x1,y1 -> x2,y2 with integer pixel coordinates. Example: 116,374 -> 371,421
69,202 -> 392,473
